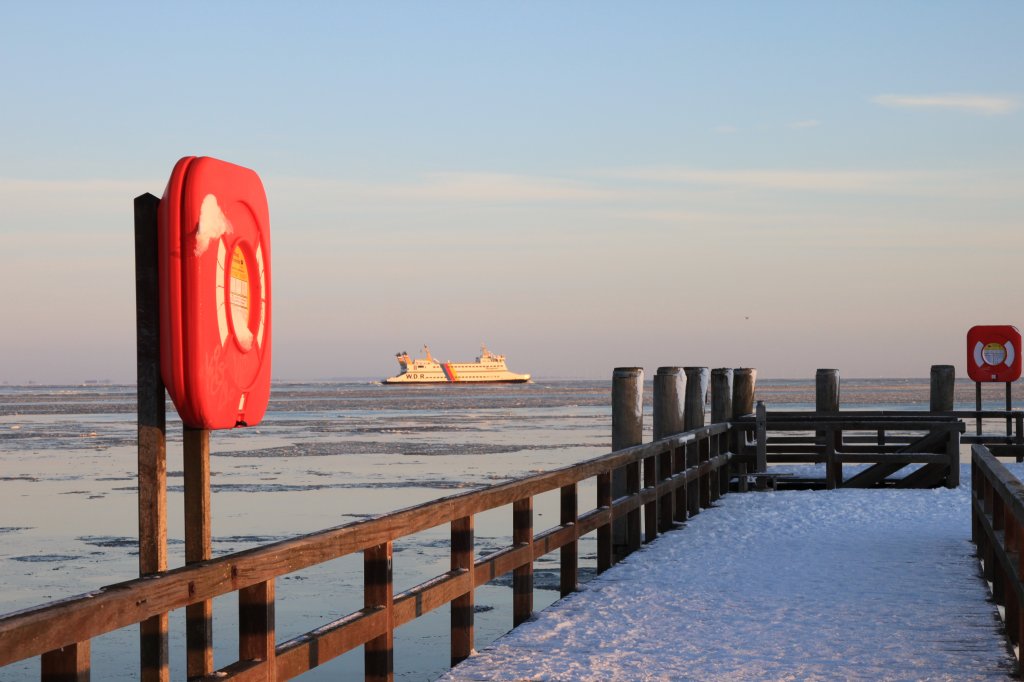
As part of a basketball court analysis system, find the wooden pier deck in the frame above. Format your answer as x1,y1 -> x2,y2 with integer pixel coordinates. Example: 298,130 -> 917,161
442,470 -> 1015,681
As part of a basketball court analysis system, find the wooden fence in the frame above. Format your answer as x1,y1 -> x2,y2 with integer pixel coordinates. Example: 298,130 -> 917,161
733,410 -> 964,489
0,422 -> 735,681
972,443 -> 1024,674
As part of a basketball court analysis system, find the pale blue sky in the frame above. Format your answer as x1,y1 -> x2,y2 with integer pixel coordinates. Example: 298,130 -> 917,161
1,2 -> 1021,382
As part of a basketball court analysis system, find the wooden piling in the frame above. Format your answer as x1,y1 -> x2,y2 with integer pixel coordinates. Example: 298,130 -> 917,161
930,365 -> 955,412
654,368 -> 685,533
684,368 -> 708,515
560,483 -> 578,596
612,368 -> 643,560
732,369 -> 757,417
134,192 -> 169,682
710,369 -> 734,424
816,369 -> 841,488
653,368 -> 685,439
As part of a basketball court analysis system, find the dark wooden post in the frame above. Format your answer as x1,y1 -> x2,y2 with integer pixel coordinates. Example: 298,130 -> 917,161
612,368 -> 643,559
560,483 -> 578,596
184,427 -> 213,678
596,471 -> 612,573
238,579 -> 276,674
653,367 -> 685,538
512,497 -> 534,626
816,369 -> 841,488
41,642 -> 90,682
684,368 -> 709,513
451,516 -> 474,666
755,401 -> 767,488
732,368 -> 757,492
930,365 -> 955,412
945,423 -> 961,489
134,192 -> 169,682
365,543 -> 394,682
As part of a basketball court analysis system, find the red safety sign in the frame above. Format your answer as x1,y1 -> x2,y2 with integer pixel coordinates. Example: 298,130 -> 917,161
158,156 -> 272,429
966,325 -> 1021,383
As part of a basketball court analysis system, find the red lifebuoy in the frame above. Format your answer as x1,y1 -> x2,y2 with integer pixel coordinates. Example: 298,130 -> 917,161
967,325 -> 1021,383
158,156 -> 272,429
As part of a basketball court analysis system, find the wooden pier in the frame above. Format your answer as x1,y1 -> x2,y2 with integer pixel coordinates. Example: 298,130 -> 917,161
1,365 -> 1022,680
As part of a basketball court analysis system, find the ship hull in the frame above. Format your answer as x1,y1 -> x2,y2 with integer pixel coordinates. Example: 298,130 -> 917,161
385,345 -> 530,385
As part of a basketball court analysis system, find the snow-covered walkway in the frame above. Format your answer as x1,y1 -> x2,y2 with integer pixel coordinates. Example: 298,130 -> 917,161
444,468 -> 1016,681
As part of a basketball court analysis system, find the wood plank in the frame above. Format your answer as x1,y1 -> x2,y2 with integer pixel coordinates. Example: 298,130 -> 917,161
275,608 -> 387,678
842,462 -> 907,488
895,463 -> 948,489
393,570 -> 471,627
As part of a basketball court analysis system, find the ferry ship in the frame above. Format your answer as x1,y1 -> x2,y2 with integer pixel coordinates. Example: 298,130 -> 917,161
384,344 -> 531,384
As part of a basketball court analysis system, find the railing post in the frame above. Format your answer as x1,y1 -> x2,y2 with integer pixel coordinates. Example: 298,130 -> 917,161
816,369 -> 841,487
946,424 -> 961,489
184,427 -> 214,678
239,579 -> 276,680
41,642 -> 90,682
513,498 -> 534,626
684,367 -> 708,515
755,401 -> 767,488
711,368 -> 733,498
134,192 -> 169,682
655,366 -> 688,524
930,365 -> 955,412
365,543 -> 393,682
451,516 -> 474,667
612,368 -> 643,560
560,483 -> 578,596
597,472 -> 612,573
732,368 -> 757,492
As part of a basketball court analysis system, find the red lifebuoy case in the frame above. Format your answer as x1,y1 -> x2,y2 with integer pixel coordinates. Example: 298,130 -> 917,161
158,156 -> 272,429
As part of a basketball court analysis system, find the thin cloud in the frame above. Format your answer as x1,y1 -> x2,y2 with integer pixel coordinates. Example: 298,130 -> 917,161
872,93 -> 1018,115
790,119 -> 820,129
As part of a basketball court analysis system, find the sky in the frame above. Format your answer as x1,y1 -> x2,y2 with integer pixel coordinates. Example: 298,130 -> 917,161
1,1 -> 1021,382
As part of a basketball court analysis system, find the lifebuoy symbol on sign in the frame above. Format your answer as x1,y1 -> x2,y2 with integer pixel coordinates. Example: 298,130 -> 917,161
159,156 -> 273,429
966,325 -> 1022,383
973,341 -> 1015,369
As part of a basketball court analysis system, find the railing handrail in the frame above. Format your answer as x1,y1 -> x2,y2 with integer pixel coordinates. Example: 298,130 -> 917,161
972,444 -> 1024,530
0,421 -> 732,668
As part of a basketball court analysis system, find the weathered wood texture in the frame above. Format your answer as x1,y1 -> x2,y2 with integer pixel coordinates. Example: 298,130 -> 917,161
971,445 -> 1024,675
134,192 -> 169,682
930,365 -> 956,412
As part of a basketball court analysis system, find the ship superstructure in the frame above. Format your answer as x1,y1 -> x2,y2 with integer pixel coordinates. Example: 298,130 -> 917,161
384,344 -> 531,384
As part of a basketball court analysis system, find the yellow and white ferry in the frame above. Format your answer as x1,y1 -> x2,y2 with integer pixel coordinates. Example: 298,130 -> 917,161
384,344 -> 531,384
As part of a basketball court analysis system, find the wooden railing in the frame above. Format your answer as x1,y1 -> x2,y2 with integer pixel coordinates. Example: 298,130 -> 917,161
733,410 -> 964,489
0,422 -> 735,681
971,444 -> 1024,675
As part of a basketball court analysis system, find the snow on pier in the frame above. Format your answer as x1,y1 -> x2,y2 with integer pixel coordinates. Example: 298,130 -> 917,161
444,466 -> 1015,681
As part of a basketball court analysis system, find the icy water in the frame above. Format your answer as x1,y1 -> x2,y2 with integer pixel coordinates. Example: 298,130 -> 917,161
0,378 -> 1020,680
